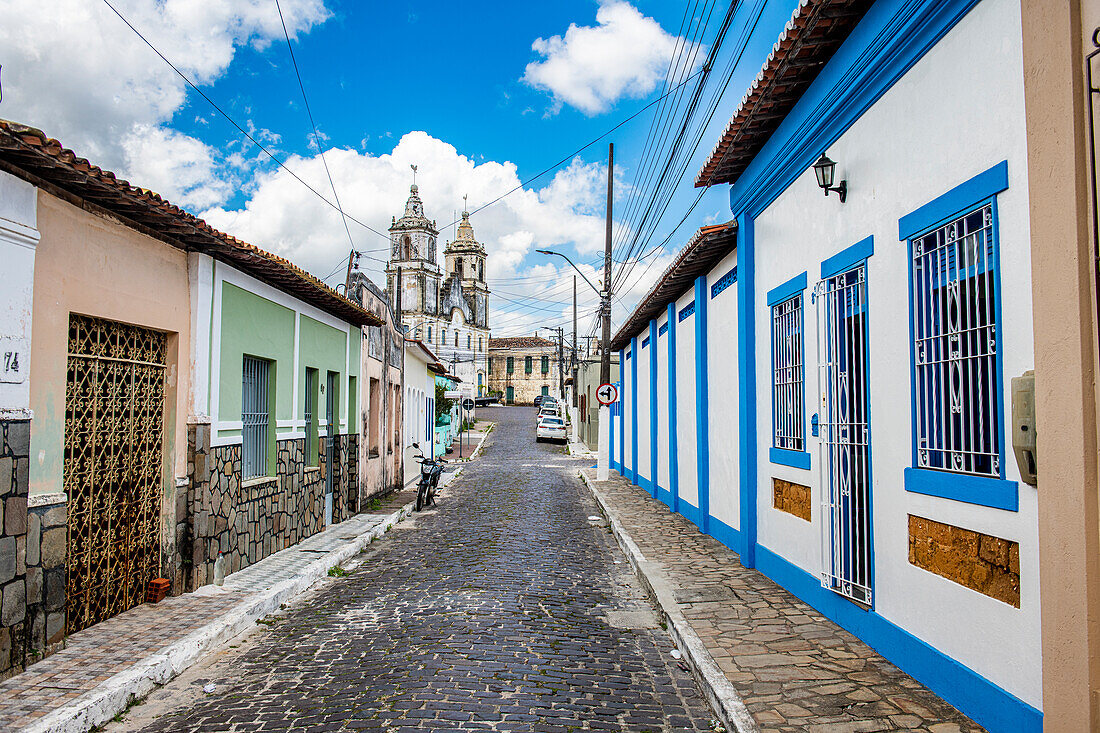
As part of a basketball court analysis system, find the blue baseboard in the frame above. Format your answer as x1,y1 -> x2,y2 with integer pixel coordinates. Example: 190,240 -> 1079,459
656,486 -> 673,508
708,515 -> 741,550
754,546 -> 1042,733
678,501 -> 703,529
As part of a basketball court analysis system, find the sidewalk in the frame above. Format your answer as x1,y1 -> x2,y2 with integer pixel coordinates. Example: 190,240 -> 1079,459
0,492 -> 423,733
580,467 -> 982,733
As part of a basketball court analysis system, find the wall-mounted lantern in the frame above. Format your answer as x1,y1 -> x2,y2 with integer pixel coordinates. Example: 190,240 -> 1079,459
812,153 -> 847,203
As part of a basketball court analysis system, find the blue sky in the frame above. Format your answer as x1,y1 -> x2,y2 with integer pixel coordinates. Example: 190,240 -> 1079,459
1,0 -> 796,336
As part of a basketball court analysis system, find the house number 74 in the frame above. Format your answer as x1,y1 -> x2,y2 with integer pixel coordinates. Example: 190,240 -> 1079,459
3,351 -> 18,373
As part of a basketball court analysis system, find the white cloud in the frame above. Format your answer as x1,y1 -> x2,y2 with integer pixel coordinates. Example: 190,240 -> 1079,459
0,0 -> 329,205
522,1 -> 699,115
200,132 -> 613,289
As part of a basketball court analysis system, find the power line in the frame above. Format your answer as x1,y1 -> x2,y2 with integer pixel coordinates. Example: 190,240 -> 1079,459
99,0 -> 393,262
274,0 -> 356,269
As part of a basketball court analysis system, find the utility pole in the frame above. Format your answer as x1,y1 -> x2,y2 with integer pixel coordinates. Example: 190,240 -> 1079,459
601,143 -> 613,386
598,143 -> 614,481
557,327 -> 565,400
572,276 -> 578,408
343,250 -> 361,296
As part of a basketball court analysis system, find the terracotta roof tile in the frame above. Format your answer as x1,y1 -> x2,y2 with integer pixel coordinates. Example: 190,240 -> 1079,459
0,119 -> 381,327
488,336 -> 557,349
695,0 -> 872,188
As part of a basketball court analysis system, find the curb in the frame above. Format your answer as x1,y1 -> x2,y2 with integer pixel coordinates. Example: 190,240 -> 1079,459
23,499 -> 418,733
578,471 -> 758,733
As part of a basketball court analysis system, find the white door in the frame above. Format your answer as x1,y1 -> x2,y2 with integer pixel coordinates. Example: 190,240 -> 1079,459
816,264 -> 873,605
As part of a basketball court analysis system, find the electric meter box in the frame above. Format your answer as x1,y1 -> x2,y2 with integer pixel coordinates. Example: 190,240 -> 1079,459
1011,370 -> 1037,486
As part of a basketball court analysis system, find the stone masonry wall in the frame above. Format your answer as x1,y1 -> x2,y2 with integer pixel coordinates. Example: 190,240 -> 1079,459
188,427 -> 358,588
24,496 -> 65,666
772,478 -> 811,522
328,434 -> 359,523
908,514 -> 1021,607
0,419 -> 29,680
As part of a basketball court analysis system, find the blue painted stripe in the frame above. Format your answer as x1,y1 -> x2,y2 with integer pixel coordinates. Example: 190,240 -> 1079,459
631,336 -> 638,485
821,235 -> 874,279
649,319 -> 659,500
755,545 -> 1041,733
728,0 -> 986,220
770,447 -> 811,470
656,485 -> 673,508
618,351 -> 625,471
766,271 -> 807,306
695,276 -> 710,533
737,213 -> 757,568
899,161 -> 1009,240
667,302 -> 679,514
904,468 -> 1019,512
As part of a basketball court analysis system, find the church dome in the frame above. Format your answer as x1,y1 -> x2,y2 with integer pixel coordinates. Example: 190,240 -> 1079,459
445,210 -> 486,255
390,184 -> 437,235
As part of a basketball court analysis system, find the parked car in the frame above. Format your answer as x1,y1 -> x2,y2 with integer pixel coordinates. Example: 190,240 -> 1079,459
536,415 -> 567,443
536,404 -> 563,426
534,395 -> 548,408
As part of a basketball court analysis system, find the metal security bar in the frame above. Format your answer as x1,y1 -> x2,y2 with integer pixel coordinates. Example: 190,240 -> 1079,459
242,356 -> 270,479
772,294 -> 805,451
65,315 -> 166,633
816,266 -> 873,606
910,204 -> 999,477
304,369 -> 316,463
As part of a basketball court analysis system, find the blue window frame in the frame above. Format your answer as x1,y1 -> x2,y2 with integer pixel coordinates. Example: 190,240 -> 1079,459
767,272 -> 808,467
902,161 -> 1017,511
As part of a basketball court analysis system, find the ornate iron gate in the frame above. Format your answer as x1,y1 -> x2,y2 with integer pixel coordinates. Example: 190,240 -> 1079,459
64,315 -> 166,633
815,265 -> 873,606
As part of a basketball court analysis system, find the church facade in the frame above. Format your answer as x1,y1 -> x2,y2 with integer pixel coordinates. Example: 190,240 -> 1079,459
386,184 -> 490,397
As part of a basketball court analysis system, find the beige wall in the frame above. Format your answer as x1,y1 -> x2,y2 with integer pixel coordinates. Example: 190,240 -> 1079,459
487,349 -> 560,405
28,191 -> 192,554
1023,0 -> 1100,728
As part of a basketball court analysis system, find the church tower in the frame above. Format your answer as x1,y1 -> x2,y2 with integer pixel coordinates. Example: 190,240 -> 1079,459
385,182 -> 492,397
386,184 -> 441,320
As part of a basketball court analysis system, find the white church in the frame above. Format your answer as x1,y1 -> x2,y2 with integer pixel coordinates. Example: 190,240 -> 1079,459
385,182 -> 491,398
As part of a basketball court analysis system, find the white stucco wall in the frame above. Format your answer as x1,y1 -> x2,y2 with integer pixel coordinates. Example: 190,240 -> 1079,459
656,315 -> 670,493
0,171 -> 38,415
707,250 -> 740,532
674,289 -> 699,509
752,0 -> 1038,706
635,332 -> 653,484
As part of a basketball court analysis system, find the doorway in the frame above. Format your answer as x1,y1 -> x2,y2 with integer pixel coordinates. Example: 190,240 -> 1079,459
816,264 -> 873,605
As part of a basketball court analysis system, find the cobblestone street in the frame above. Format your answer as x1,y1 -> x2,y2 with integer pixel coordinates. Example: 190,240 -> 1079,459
114,407 -> 716,732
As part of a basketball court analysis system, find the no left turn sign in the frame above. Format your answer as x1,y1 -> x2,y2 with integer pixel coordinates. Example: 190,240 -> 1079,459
596,383 -> 619,406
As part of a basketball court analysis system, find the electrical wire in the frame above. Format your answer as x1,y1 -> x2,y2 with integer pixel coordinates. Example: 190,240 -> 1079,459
274,0 -> 357,268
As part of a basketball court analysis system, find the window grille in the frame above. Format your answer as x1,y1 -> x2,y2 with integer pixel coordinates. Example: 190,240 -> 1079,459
442,329 -> 447,345
304,368 -> 316,463
427,326 -> 432,342
467,335 -> 471,349
816,266 -> 872,605
641,336 -> 650,348
242,356 -> 270,479
507,356 -> 514,373
541,356 -> 549,374
678,301 -> 695,322
772,294 -> 805,452
659,323 -> 668,337
711,267 -> 737,298
910,203 -> 1000,477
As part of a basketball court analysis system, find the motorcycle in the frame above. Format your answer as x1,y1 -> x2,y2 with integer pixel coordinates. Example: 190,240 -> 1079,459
411,442 -> 445,512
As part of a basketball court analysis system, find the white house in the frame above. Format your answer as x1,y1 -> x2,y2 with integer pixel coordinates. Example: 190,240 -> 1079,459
403,339 -> 442,487
610,1 -> 1040,730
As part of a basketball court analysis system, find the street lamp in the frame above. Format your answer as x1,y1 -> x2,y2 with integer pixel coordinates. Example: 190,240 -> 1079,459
812,153 -> 847,202
534,249 -> 611,386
